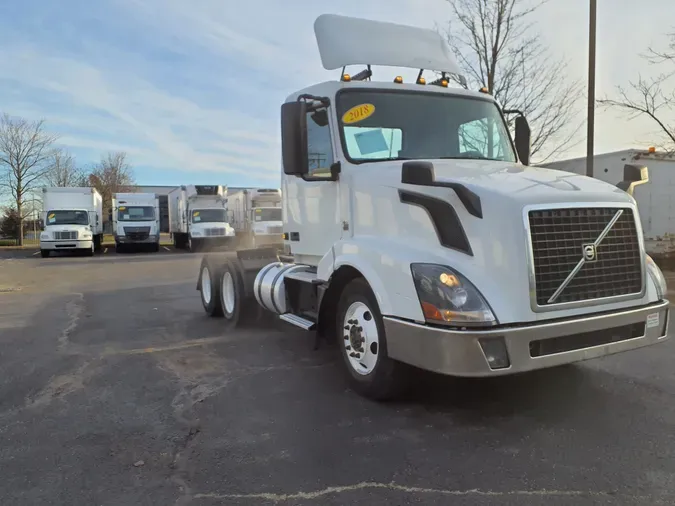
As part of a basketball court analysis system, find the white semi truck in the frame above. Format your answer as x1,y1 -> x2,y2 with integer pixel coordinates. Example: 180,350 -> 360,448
228,188 -> 283,249
168,185 -> 235,252
196,14 -> 670,400
112,192 -> 160,252
40,187 -> 103,257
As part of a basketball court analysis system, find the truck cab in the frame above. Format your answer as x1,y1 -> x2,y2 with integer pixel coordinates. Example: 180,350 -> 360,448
196,14 -> 669,400
112,193 -> 160,252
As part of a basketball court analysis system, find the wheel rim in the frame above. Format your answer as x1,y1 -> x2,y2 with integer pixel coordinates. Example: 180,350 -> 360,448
343,301 -> 379,376
201,267 -> 211,305
222,271 -> 235,315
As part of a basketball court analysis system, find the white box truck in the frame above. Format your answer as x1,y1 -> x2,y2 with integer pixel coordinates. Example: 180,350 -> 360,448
40,187 -> 103,257
542,149 -> 675,262
168,185 -> 235,252
195,14 -> 670,401
112,192 -> 160,252
229,188 -> 283,249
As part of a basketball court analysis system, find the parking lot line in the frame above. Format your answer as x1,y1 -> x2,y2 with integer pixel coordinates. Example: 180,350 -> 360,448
163,246 -> 170,251
32,251 -> 40,256
103,248 -> 108,254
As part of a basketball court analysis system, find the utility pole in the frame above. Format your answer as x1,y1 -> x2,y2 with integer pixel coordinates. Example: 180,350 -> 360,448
586,0 -> 597,178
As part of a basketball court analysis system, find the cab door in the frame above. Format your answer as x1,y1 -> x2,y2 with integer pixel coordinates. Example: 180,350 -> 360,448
284,104 -> 343,260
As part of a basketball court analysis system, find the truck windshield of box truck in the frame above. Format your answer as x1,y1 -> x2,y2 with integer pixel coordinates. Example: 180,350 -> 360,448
118,206 -> 155,221
334,90 -> 516,163
254,208 -> 282,221
46,210 -> 89,226
192,209 -> 226,223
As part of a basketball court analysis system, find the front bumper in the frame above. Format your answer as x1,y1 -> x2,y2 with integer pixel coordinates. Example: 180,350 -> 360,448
385,300 -> 670,377
253,234 -> 283,247
115,234 -> 159,244
40,239 -> 93,250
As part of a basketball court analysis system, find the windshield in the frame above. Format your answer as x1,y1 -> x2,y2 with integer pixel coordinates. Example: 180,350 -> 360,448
192,209 -> 226,224
46,210 -> 89,226
253,208 -> 282,222
118,206 -> 154,222
337,90 -> 516,163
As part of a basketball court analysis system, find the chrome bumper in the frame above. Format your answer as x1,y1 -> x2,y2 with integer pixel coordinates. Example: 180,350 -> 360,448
384,300 -> 670,377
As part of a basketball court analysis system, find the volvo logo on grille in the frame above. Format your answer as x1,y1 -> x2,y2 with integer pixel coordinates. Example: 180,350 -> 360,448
582,243 -> 598,262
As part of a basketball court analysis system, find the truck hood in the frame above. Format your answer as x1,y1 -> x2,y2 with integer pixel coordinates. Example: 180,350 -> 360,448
376,159 -> 634,206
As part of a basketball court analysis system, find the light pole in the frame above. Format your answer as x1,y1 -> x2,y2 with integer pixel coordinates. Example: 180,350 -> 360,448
586,0 -> 597,178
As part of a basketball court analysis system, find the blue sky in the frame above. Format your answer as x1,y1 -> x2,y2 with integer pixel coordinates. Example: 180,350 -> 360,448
0,0 -> 672,187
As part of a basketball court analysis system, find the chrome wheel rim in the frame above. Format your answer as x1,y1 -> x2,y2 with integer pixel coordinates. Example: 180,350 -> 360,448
343,301 -> 379,375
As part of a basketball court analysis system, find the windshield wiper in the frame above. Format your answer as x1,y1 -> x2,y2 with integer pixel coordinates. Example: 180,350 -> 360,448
438,156 -> 505,162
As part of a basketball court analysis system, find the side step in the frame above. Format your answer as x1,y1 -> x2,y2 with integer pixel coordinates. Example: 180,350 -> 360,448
279,313 -> 316,330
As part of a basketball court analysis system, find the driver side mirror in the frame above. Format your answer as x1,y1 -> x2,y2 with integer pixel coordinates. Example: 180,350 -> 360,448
617,164 -> 649,196
514,116 -> 531,166
281,101 -> 309,176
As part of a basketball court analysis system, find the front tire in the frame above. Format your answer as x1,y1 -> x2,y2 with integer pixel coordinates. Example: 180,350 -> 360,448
85,243 -> 94,257
199,259 -> 223,317
336,278 -> 409,401
40,249 -> 50,258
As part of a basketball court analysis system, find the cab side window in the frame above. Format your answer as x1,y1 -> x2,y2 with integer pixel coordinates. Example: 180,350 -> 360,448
306,109 -> 334,178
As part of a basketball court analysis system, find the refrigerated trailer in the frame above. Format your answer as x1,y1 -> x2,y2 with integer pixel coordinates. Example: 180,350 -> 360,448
168,185 -> 235,252
228,188 -> 283,249
112,192 -> 160,252
40,187 -> 103,257
195,14 -> 669,401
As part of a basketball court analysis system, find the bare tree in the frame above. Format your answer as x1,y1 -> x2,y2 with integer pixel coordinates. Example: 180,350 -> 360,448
0,114 -> 58,245
87,151 -> 136,224
45,148 -> 87,187
599,32 -> 675,151
443,0 -> 583,162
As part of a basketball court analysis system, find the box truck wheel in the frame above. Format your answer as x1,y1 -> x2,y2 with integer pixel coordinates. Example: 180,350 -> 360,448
85,243 -> 94,257
40,249 -> 50,258
336,278 -> 409,401
199,259 -> 223,317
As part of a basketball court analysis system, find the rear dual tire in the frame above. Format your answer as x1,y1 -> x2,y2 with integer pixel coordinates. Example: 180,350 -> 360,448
199,257 -> 248,327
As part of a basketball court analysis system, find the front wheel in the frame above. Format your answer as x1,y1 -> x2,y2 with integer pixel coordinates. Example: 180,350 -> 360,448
336,278 -> 409,401
40,249 -> 50,258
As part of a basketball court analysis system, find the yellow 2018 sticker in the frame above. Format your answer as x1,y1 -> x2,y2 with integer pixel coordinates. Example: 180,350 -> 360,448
48,213 -> 55,219
119,206 -> 126,211
193,211 -> 200,216
342,103 -> 375,124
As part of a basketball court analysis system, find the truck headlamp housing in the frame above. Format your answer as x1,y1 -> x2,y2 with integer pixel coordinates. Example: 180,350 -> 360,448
646,255 -> 667,300
191,231 -> 202,237
411,264 -> 497,327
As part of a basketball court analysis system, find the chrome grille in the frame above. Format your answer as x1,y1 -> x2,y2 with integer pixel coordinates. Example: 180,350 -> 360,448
123,227 -> 150,241
267,225 -> 283,234
205,228 -> 226,237
54,231 -> 77,240
528,207 -> 642,306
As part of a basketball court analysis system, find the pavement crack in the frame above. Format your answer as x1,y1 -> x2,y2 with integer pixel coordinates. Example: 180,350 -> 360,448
59,292 -> 84,350
193,481 -> 667,503
171,425 -> 201,506
25,359 -> 96,409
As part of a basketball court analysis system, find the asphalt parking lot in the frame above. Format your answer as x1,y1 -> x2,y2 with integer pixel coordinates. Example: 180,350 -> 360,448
2,250 -> 675,505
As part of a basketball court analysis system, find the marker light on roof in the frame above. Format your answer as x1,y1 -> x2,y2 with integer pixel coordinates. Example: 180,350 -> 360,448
394,76 -> 403,84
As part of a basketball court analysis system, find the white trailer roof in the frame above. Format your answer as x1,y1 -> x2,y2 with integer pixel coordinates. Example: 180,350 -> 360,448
314,14 -> 463,77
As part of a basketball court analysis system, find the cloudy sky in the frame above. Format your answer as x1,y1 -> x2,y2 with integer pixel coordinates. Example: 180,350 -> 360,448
0,0 -> 672,186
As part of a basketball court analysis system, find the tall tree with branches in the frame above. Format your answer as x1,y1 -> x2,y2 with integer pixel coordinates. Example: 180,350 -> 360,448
45,148 -> 87,187
87,151 -> 136,224
0,114 -> 58,245
443,0 -> 583,162
599,31 -> 675,151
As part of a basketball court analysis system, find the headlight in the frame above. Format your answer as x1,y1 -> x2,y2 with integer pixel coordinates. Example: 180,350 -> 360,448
40,233 -> 49,240
411,264 -> 497,327
81,232 -> 92,239
191,231 -> 202,237
646,255 -> 667,299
